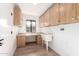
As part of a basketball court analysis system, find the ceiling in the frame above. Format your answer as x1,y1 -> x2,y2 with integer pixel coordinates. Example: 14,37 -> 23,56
18,3 -> 53,17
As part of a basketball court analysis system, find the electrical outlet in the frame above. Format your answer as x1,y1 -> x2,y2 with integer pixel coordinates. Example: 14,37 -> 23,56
60,28 -> 64,31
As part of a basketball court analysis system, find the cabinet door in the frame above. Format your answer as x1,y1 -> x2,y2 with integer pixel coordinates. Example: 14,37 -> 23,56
42,13 -> 45,27
64,3 -> 77,23
39,10 -> 50,27
17,36 -> 26,48
50,4 -> 59,26
70,3 -> 77,23
59,3 -> 76,24
76,3 -> 79,22
13,5 -> 21,25
72,4 -> 76,20
59,3 -> 67,24
44,10 -> 50,26
64,4 -> 73,24
68,3 -> 79,23
39,16 -> 43,27
64,4 -> 71,24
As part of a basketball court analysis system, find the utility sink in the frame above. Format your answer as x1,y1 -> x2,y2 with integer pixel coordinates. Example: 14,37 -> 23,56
41,33 -> 53,52
41,34 -> 53,41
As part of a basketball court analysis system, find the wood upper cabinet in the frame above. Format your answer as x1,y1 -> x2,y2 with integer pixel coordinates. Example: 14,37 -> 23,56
59,3 -> 79,24
67,3 -> 79,23
59,4 -> 74,24
50,4 -> 59,26
13,5 -> 21,26
39,3 -> 79,27
39,15 -> 45,27
43,9 -> 50,26
76,4 -> 79,22
48,3 -> 66,25
58,4 -> 65,24
66,3 -> 77,23
71,4 -> 76,22
65,4 -> 75,23
51,3 -> 78,24
39,14 -> 44,27
39,9 -> 50,27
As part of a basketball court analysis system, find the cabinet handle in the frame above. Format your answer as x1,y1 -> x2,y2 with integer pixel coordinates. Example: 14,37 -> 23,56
58,20 -> 60,23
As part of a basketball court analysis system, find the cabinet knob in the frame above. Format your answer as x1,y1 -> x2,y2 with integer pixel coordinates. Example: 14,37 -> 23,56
58,20 -> 60,23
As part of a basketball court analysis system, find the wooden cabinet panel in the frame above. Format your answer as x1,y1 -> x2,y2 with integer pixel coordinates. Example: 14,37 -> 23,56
61,4 -> 74,24
17,36 -> 26,48
67,3 -> 79,23
39,15 -> 45,27
13,5 -> 21,26
42,13 -> 45,27
59,3 -> 66,24
39,10 -> 50,27
36,35 -> 42,45
63,4 -> 70,23
68,3 -> 77,23
71,4 -> 76,21
39,3 -> 79,27
76,4 -> 79,22
50,3 -> 78,25
59,3 -> 78,24
50,4 -> 59,26
44,10 -> 50,26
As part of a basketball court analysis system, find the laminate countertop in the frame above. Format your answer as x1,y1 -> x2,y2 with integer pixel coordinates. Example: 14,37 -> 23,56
17,33 -> 40,36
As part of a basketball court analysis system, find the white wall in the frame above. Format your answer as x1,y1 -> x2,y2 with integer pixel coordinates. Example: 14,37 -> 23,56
0,3 -> 14,34
0,3 -> 18,56
40,23 -> 79,56
0,3 -> 13,26
18,14 -> 40,33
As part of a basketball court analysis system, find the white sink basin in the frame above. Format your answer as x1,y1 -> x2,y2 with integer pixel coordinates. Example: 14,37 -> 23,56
41,34 -> 53,41
41,34 -> 53,52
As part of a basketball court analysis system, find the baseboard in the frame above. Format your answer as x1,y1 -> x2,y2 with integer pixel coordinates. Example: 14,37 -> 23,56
48,46 -> 64,56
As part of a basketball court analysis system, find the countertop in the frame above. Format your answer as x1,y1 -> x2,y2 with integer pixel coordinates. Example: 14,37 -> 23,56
18,33 -> 40,36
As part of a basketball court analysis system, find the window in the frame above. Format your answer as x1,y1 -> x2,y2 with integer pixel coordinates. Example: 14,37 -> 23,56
26,20 -> 36,32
